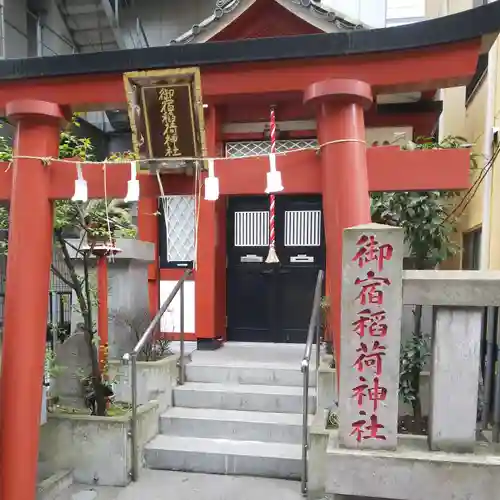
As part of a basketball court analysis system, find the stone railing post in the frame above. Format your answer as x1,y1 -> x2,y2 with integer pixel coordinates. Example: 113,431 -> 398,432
67,238 -> 155,358
403,270 -> 500,453
429,306 -> 482,453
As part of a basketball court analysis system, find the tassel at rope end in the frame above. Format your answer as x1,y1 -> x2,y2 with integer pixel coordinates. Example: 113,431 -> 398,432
265,246 -> 280,264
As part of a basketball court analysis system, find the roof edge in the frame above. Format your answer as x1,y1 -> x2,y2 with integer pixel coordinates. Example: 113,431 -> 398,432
171,0 -> 363,45
0,2 -> 497,81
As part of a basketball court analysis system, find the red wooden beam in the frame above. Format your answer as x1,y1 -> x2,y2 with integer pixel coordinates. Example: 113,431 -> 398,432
0,162 -> 193,200
0,41 -> 480,112
0,147 -> 471,200
367,146 -> 471,191
217,147 -> 471,195
202,41 -> 481,99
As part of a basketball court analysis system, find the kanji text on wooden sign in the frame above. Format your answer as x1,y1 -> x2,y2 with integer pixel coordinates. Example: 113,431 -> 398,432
123,67 -> 206,173
339,223 -> 404,450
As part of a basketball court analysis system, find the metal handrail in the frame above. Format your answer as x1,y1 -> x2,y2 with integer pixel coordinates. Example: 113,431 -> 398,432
136,17 -> 149,48
300,269 -> 324,496
122,268 -> 192,481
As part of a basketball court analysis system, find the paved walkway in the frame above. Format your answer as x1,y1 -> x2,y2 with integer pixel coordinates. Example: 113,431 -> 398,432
57,470 -> 316,500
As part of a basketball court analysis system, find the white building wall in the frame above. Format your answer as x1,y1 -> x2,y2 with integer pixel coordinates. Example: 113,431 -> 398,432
2,0 -> 74,59
321,0 -> 387,28
2,0 -> 28,58
386,0 -> 426,26
0,0 -> 440,62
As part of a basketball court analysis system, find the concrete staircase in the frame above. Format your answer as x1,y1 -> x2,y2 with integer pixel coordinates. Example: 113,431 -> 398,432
144,344 -> 316,480
57,0 -> 126,52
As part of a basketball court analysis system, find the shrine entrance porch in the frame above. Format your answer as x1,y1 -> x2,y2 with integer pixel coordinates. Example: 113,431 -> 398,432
226,195 -> 325,344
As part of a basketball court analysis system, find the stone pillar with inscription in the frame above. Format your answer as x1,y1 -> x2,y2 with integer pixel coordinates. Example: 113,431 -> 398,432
338,223 -> 404,450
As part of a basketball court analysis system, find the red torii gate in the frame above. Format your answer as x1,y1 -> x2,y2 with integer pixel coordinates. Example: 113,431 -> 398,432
0,4 -> 498,499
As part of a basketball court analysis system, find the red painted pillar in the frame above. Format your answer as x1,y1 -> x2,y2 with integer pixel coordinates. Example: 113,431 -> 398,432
97,255 -> 108,370
304,80 -> 373,372
0,100 -> 64,500
137,197 -> 159,316
195,105 -> 222,349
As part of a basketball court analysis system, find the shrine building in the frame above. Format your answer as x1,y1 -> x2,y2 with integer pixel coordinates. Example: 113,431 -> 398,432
0,1 -> 500,499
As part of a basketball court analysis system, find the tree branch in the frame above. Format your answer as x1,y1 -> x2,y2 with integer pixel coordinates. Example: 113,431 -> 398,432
50,264 -> 75,290
62,236 -> 86,253
55,230 -> 88,318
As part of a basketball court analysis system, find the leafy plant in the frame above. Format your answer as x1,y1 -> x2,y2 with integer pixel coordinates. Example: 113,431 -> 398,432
59,130 -> 94,161
399,332 -> 431,418
106,150 -> 139,162
0,125 -> 12,161
111,308 -> 172,361
326,408 -> 339,430
320,296 -> 335,361
0,123 -> 136,416
372,136 -> 470,427
45,348 -> 65,380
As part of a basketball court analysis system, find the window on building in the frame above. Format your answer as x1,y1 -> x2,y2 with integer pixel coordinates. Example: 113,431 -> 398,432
462,227 -> 482,270
158,195 -> 196,269
26,10 -> 40,58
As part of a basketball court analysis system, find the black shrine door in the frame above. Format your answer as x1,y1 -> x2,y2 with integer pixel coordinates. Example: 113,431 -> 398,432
226,195 -> 325,343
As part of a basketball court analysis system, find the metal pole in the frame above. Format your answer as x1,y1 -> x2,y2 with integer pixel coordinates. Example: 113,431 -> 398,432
179,281 -> 185,385
136,17 -> 149,47
482,306 -> 496,429
0,3 -> 6,59
315,318 -> 321,392
114,0 -> 119,25
36,15 -> 43,57
492,307 -> 500,442
301,364 -> 309,496
130,353 -> 138,481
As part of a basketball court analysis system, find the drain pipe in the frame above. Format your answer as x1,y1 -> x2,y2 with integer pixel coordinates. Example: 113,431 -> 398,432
480,2 -> 498,434
437,0 -> 449,141
480,4 -> 498,271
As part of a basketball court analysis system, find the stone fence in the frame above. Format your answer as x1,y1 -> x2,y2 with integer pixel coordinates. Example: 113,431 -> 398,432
402,269 -> 500,453
319,224 -> 500,500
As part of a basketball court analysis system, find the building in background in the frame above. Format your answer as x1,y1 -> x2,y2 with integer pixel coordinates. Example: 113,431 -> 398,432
0,0 -> 456,335
429,0 -> 499,271
0,0 -> 475,332
0,0 -> 430,149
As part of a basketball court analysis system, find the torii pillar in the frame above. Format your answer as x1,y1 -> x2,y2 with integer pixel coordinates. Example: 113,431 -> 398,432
304,79 -> 373,372
0,100 -> 64,500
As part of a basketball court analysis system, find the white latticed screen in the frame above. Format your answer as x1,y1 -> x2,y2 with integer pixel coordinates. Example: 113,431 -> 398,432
234,211 -> 269,247
225,139 -> 318,158
162,195 -> 196,262
285,210 -> 322,247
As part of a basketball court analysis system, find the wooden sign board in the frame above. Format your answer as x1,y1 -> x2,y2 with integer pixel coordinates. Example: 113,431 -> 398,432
123,67 -> 206,174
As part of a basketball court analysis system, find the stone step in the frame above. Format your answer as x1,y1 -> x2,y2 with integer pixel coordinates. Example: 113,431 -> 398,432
173,382 -> 315,414
185,363 -> 315,387
160,407 -> 308,443
145,435 -> 302,480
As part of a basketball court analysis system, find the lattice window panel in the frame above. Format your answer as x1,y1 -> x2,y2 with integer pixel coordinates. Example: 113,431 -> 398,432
51,244 -> 73,292
225,139 -> 318,158
285,210 -> 322,247
162,195 -> 196,262
234,211 -> 269,247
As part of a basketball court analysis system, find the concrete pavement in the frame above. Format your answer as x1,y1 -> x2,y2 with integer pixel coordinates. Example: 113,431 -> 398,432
56,470 -> 318,500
